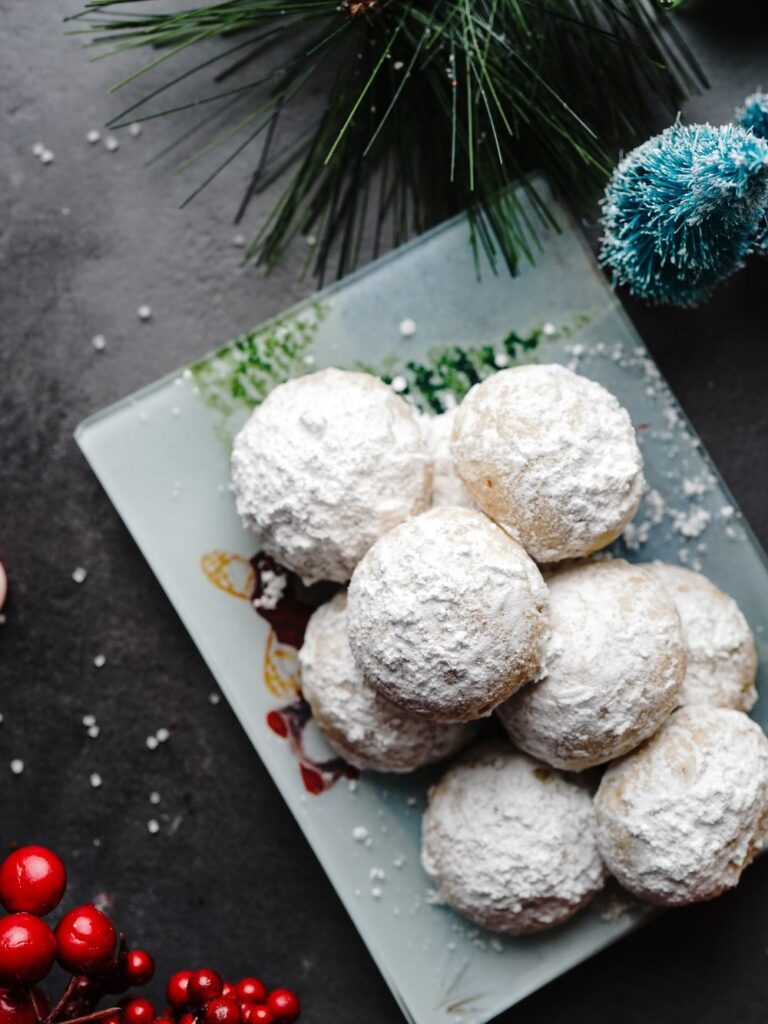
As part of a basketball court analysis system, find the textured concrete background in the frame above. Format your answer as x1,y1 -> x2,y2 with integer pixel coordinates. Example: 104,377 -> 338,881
2,2 -> 768,1022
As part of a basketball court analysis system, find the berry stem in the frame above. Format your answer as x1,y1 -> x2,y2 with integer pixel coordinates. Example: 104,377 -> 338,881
56,1008 -> 121,1024
47,976 -> 79,1024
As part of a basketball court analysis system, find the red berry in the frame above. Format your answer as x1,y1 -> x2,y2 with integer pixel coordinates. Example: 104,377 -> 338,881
102,1015 -> 122,1024
166,971 -> 193,1009
221,983 -> 237,1001
178,1013 -> 197,1024
0,913 -> 56,986
204,999 -> 241,1024
122,999 -> 155,1024
247,1009 -> 273,1024
0,990 -> 27,1024
55,904 -> 117,975
0,847 -> 67,917
187,969 -> 223,1007
237,980 -> 266,1005
266,990 -> 300,1024
125,949 -> 155,987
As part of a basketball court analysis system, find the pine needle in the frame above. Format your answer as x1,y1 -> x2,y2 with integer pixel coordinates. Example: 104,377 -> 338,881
70,0 -> 707,278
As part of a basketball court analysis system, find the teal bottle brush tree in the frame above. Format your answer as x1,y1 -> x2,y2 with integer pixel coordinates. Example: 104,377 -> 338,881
600,93 -> 768,306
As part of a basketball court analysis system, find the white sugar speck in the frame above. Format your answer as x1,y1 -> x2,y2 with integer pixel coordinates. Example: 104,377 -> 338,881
393,61 -> 404,70
682,477 -> 707,497
352,826 -> 369,843
90,773 -> 102,788
93,654 -> 106,668
32,142 -> 45,156
542,322 -> 557,337
149,791 -> 161,805
40,149 -> 54,164
424,888 -> 446,906
390,375 -> 407,393
147,819 -> 160,834
72,566 -> 88,584
10,759 -> 23,776
233,234 -> 247,248
91,334 -> 106,352
493,351 -> 509,368
371,886 -> 383,899
672,507 -> 711,539
348,778 -> 358,793
82,714 -> 96,728
393,855 -> 406,869
104,135 -> 119,152
209,692 -> 221,705
128,122 -> 142,137
156,727 -> 170,743
369,867 -> 386,881
87,129 -> 101,144
399,318 -> 416,338
146,735 -> 159,750
137,304 -> 152,321
88,726 -> 100,739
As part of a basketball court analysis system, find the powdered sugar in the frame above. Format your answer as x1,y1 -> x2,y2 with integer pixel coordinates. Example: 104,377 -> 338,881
347,507 -> 549,722
419,409 -> 475,509
421,741 -> 605,934
231,369 -> 431,584
299,592 -> 475,772
646,562 -> 757,711
452,364 -> 645,562
595,706 -> 768,906
498,559 -> 685,771
252,568 -> 287,611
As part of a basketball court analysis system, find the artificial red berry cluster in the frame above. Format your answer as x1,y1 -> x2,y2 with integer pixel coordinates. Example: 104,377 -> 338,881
0,846 -> 155,1024
0,848 -> 300,1024
141,969 -> 300,1024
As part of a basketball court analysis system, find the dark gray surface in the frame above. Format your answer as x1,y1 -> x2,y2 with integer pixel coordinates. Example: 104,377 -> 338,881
2,2 -> 768,1022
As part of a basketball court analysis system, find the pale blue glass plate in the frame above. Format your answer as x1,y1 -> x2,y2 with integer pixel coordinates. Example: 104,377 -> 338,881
75,180 -> 768,1024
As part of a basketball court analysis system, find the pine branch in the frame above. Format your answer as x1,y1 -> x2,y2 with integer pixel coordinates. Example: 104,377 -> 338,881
68,0 -> 706,281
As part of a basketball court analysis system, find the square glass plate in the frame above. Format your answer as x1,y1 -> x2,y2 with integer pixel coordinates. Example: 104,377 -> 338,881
76,180 -> 768,1024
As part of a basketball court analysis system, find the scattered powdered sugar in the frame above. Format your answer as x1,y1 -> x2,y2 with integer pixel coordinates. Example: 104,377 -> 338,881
352,826 -> 369,843
621,488 -> 666,551
421,741 -> 605,934
595,706 -> 768,906
672,506 -> 711,539
452,365 -> 645,562
646,562 -> 757,711
347,507 -> 549,723
231,369 -> 432,584
252,568 -> 287,611
299,592 -> 475,771
498,560 -> 685,771
418,409 -> 475,510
